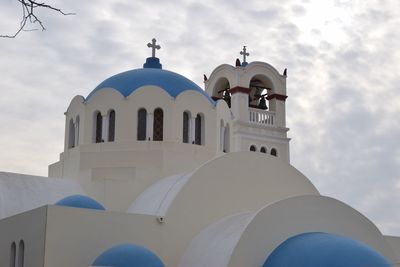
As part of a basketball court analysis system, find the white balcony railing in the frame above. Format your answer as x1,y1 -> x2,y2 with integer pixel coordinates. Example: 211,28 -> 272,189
249,108 -> 275,126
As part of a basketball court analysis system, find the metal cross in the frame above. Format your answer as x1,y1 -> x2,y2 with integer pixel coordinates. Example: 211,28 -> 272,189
147,38 -> 161,57
240,46 -> 250,63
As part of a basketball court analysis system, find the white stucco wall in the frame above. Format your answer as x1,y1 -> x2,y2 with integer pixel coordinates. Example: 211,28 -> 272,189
43,205 -> 163,267
0,207 -> 47,267
385,235 -> 400,262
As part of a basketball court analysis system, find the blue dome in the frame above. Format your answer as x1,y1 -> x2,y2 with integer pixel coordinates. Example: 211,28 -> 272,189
92,243 -> 165,267
263,232 -> 390,267
55,195 -> 105,210
87,67 -> 214,104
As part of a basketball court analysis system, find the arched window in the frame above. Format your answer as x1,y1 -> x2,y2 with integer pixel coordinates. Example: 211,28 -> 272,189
18,240 -> 24,267
182,111 -> 190,143
250,145 -> 256,152
108,110 -> 115,142
95,112 -> 102,143
195,114 -> 203,145
137,108 -> 147,141
220,120 -> 224,151
153,108 -> 163,141
75,116 -> 80,147
68,119 -> 75,148
223,125 -> 230,153
271,148 -> 278,157
260,147 -> 266,153
10,242 -> 16,267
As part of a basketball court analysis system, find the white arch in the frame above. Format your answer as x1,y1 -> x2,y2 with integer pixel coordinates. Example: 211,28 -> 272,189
179,195 -> 397,267
228,195 -> 398,267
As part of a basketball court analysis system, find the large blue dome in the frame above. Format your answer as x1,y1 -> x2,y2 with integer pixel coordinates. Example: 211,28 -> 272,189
55,195 -> 105,210
87,67 -> 214,104
92,243 -> 164,267
263,232 -> 390,267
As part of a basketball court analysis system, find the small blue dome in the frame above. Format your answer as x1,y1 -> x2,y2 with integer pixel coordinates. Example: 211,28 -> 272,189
55,195 -> 105,210
87,67 -> 214,104
92,243 -> 165,267
263,232 -> 390,267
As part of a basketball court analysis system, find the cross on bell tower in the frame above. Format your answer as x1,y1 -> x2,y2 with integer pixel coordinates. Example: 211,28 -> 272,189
147,38 -> 161,58
240,46 -> 250,66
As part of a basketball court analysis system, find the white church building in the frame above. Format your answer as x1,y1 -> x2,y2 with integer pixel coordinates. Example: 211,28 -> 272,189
1,39 -> 399,267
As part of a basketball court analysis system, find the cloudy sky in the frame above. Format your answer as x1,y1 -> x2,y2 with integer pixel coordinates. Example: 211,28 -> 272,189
0,0 -> 399,235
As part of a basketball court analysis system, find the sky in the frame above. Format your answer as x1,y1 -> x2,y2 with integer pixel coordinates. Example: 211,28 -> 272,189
0,0 -> 399,235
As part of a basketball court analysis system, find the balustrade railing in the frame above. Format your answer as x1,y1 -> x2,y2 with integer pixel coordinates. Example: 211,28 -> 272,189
249,108 -> 275,126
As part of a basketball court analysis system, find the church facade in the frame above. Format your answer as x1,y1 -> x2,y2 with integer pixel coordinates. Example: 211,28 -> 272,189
0,40 -> 399,267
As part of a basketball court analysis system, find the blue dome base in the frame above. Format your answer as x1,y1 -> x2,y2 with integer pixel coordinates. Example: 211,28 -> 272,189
143,57 -> 162,69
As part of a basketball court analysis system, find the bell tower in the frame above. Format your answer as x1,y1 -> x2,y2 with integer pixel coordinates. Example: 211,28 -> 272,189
205,47 -> 290,162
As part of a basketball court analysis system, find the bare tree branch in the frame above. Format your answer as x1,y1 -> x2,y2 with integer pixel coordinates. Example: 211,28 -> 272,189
1,0 -> 75,38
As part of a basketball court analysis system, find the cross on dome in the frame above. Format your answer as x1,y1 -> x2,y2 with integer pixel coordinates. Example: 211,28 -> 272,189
147,38 -> 161,58
240,46 -> 250,63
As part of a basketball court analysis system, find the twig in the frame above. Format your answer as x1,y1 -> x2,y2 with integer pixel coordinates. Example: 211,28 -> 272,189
1,0 -> 75,38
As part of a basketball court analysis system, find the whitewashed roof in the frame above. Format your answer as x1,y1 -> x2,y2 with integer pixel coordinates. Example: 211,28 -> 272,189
179,212 -> 255,267
0,172 -> 84,219
127,172 -> 193,216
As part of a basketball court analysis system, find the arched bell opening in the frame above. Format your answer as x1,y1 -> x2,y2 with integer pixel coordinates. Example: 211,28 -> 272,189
249,75 -> 274,111
212,77 -> 231,107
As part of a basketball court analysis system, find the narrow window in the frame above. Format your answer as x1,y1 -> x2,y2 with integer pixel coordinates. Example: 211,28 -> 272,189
195,114 -> 203,145
75,116 -> 80,147
18,240 -> 24,267
137,108 -> 147,141
108,110 -> 115,142
223,125 -> 230,152
220,120 -> 224,151
10,242 -> 16,267
68,119 -> 75,148
260,147 -> 266,153
153,108 -> 163,141
183,112 -> 190,143
271,148 -> 277,157
95,112 -> 102,143
250,145 -> 256,152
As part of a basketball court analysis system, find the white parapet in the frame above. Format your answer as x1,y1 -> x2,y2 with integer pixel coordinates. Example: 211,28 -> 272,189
248,108 -> 275,126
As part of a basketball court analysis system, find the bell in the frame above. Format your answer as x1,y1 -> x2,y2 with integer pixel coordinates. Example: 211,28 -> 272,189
223,90 -> 231,107
258,97 -> 268,110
